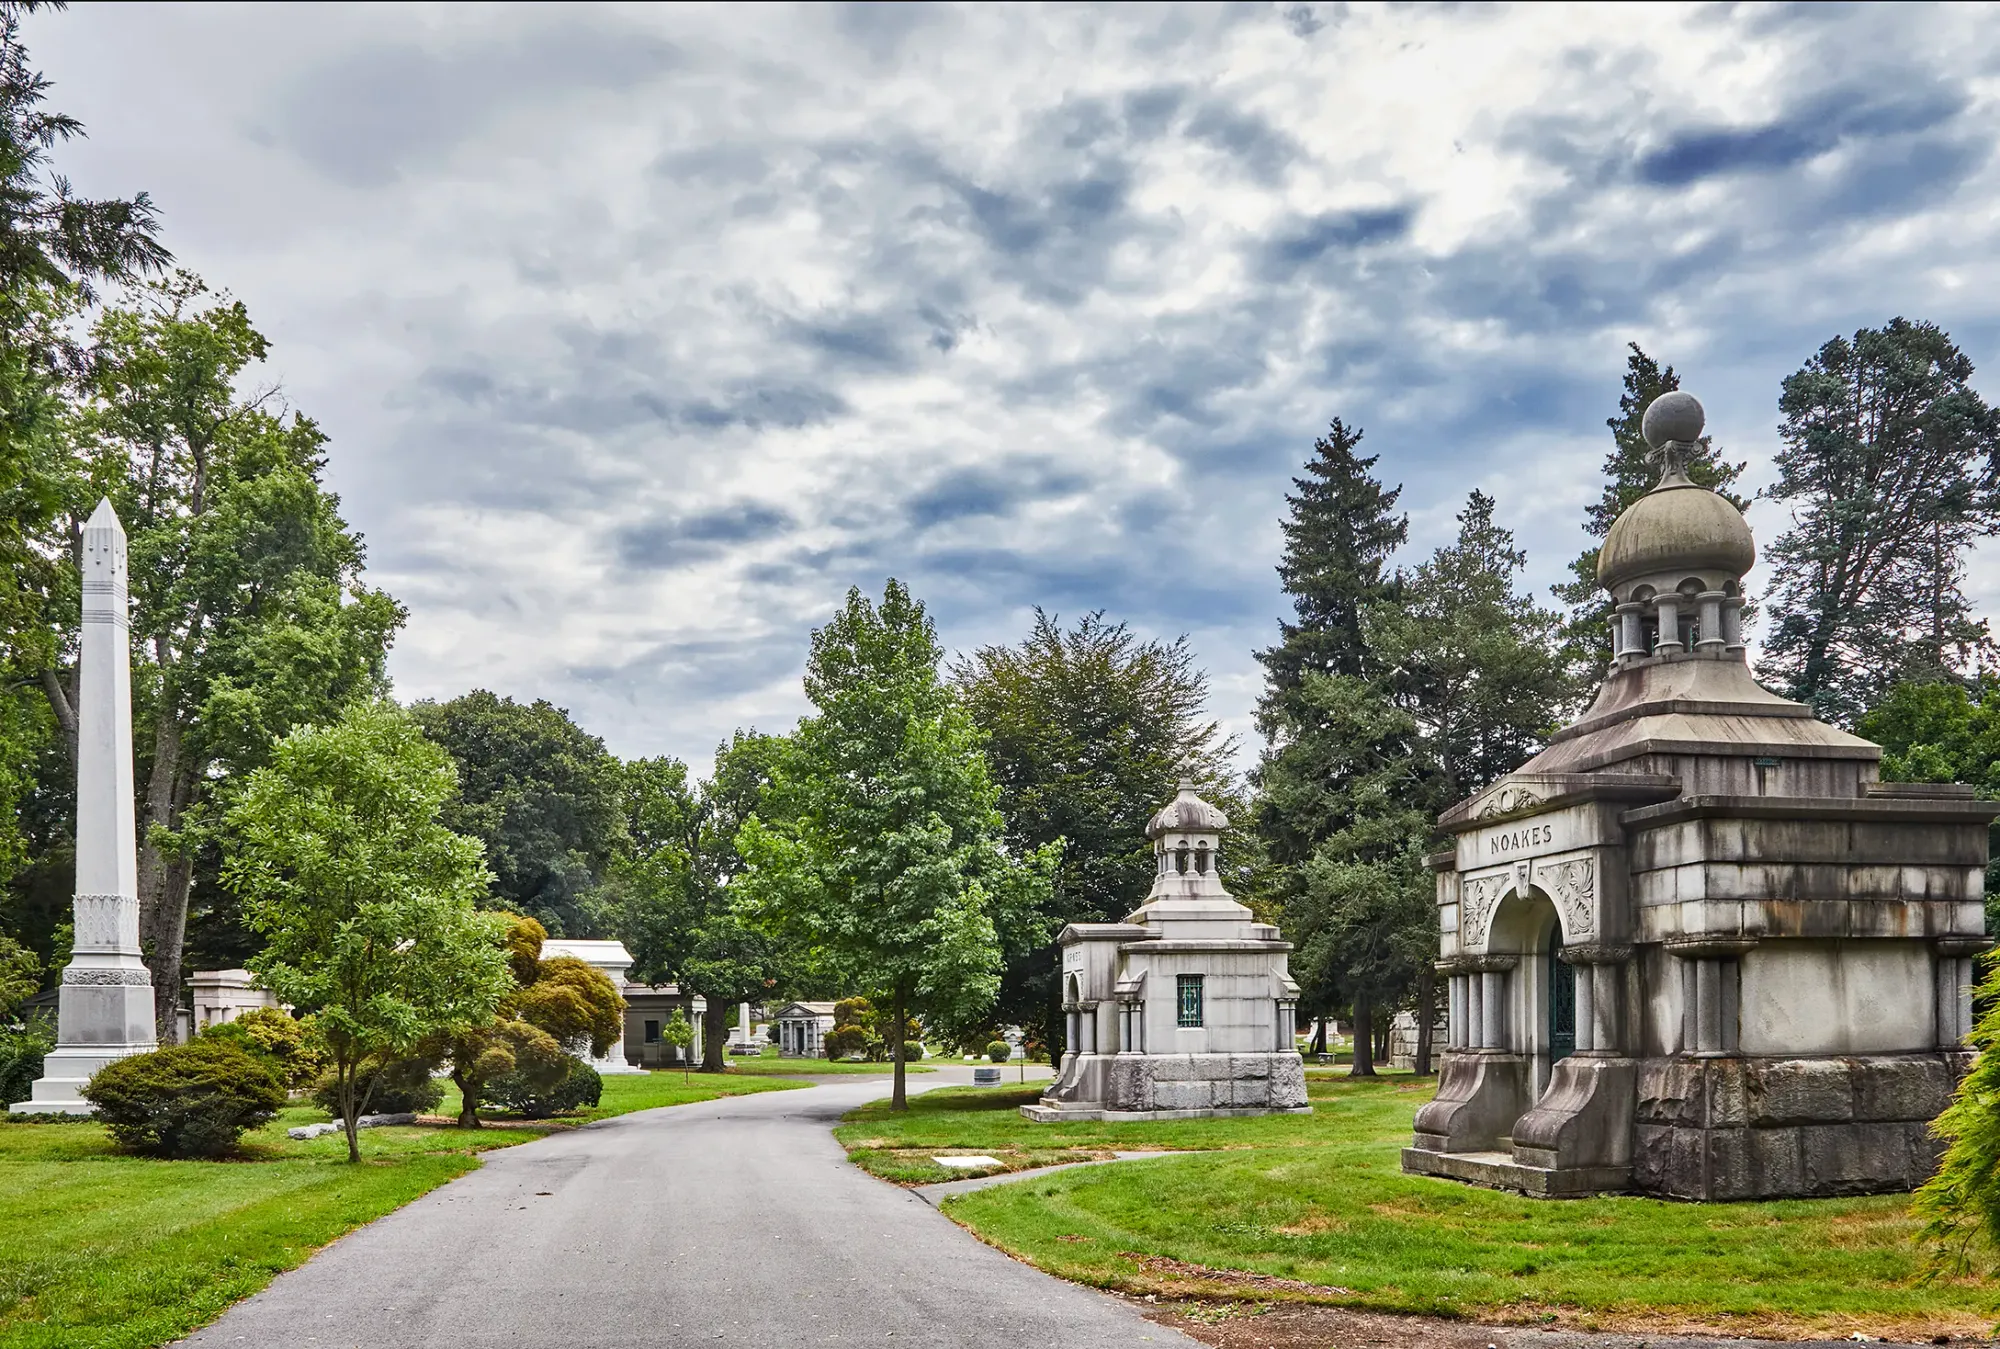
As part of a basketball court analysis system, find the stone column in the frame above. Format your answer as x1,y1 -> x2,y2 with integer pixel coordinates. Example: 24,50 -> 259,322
1468,955 -> 1517,1051
1653,596 -> 1682,653
1615,602 -> 1646,659
1667,937 -> 1756,1056
1936,938 -> 1991,1047
13,501 -> 156,1115
1559,945 -> 1632,1056
1696,591 -> 1727,653
1722,596 -> 1745,653
1446,971 -> 1464,1050
1464,974 -> 1483,1051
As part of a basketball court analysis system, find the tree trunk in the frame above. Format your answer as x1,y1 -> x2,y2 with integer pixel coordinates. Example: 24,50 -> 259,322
341,1058 -> 361,1163
890,985 -> 907,1112
1350,990 -> 1376,1077
137,708 -> 195,1040
700,998 -> 728,1072
1047,951 -> 1065,1065
1414,965 -> 1436,1076
1374,1011 -> 1390,1065
38,667 -> 77,767
454,1065 -> 480,1128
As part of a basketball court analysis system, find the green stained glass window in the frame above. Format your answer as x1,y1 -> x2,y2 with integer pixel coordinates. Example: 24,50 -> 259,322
1177,974 -> 1204,1027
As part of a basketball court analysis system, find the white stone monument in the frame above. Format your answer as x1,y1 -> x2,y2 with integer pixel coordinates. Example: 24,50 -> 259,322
538,938 -> 645,1074
11,500 -> 158,1115
1022,783 -> 1308,1122
189,969 -> 280,1033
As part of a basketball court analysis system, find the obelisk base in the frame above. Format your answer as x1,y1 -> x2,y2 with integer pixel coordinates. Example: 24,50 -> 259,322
9,977 -> 157,1116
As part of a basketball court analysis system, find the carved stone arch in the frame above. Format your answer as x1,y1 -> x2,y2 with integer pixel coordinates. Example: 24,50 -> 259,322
1065,973 -> 1081,1006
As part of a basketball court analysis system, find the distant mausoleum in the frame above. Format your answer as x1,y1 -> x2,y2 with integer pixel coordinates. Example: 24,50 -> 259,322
1403,392 -> 1998,1200
1022,784 -> 1309,1122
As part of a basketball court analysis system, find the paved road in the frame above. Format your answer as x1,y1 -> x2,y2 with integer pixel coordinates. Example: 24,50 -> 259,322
180,1070 -> 1200,1349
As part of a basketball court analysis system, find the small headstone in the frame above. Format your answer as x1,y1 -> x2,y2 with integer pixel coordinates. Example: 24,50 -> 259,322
972,1065 -> 1001,1085
933,1155 -> 1002,1170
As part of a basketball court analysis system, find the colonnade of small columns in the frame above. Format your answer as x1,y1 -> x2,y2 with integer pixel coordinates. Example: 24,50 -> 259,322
1441,946 -> 1632,1055
1608,587 -> 1745,663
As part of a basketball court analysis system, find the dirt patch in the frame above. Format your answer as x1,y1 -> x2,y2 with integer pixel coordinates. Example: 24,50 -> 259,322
1137,1299 -> 1992,1348
1274,1214 -> 1345,1236
1121,1253 -> 1355,1297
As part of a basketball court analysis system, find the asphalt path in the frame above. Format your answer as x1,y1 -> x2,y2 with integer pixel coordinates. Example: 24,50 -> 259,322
178,1068 -> 1200,1349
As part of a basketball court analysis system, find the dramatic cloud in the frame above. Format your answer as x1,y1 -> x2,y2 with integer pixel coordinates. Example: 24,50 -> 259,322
31,3 -> 2000,774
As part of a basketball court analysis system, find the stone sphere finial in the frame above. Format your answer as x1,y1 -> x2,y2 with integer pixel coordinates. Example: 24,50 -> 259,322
1641,391 -> 1704,450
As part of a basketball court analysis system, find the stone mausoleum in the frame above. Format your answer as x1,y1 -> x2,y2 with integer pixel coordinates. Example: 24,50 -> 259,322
1022,784 -> 1308,1122
1403,391 -> 1998,1200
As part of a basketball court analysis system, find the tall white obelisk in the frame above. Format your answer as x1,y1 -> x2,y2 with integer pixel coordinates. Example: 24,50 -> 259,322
10,499 -> 157,1114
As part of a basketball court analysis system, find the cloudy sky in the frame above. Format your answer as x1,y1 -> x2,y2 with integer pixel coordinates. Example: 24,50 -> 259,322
30,3 -> 2000,775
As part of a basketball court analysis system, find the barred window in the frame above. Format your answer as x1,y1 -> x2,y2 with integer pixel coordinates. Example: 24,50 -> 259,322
1177,974 -> 1204,1028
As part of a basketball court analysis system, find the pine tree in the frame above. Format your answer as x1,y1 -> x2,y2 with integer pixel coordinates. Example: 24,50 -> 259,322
1761,319 -> 2000,724
1256,419 -> 1407,724
1550,344 -> 1746,683
1253,419 -> 1406,870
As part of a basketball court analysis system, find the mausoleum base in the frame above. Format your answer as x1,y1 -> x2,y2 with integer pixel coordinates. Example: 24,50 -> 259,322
1024,1051 -> 1309,1123
1633,1052 -> 1965,1201
1399,1146 -> 1631,1196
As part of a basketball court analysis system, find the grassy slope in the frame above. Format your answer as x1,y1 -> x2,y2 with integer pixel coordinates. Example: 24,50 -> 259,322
843,1076 -> 2000,1339
1,1071 -> 802,1349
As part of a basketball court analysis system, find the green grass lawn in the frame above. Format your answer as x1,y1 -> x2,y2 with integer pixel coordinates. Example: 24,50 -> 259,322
718,1046 -> 936,1076
842,1074 -> 2000,1339
0,1070 -> 802,1349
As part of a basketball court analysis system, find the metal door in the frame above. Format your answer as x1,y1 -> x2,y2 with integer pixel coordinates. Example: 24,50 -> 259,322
1547,924 -> 1575,1064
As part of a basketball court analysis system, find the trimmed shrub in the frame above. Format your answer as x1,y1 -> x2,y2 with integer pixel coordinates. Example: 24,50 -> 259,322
902,1040 -> 924,1062
985,1040 -> 1011,1063
823,1024 -> 871,1061
200,1009 -> 326,1091
311,1055 -> 444,1122
490,1055 -> 601,1118
82,1040 -> 286,1158
0,1017 -> 55,1107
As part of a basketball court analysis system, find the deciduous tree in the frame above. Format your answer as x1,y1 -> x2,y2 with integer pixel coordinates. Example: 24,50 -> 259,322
223,700 -> 512,1161
410,690 -> 625,937
736,581 -> 1055,1109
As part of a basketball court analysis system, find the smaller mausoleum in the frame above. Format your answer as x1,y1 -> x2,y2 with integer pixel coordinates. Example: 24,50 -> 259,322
540,939 -> 644,1075
774,1002 -> 837,1058
1023,784 -> 1309,1122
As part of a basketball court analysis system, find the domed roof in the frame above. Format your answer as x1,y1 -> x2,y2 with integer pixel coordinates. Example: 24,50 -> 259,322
1146,782 -> 1229,838
1597,483 -> 1755,591
1597,390 -> 1755,592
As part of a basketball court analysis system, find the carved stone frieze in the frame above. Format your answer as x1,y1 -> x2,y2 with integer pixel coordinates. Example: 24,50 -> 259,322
1460,872 -> 1509,947
1475,784 -> 1545,819
62,968 -> 152,986
1536,856 -> 1596,939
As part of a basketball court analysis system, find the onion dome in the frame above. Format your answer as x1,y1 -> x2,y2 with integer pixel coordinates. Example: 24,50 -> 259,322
1597,391 -> 1755,599
1146,782 -> 1229,839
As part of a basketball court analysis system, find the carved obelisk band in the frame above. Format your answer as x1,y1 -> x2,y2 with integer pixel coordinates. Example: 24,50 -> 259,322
10,498 -> 157,1115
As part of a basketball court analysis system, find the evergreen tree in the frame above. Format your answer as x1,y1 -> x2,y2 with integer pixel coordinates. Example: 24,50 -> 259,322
1760,320 -> 2000,725
1550,343 -> 1745,683
1253,418 -> 1406,867
1252,418 -> 1410,1064
735,581 -> 1055,1109
1256,418 -> 1406,716
1375,492 -> 1575,805
952,609 -> 1233,1060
